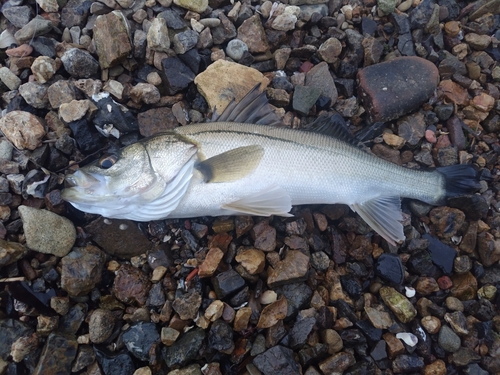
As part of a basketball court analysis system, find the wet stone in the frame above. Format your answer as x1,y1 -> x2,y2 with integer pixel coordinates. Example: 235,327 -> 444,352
392,354 -> 425,373
358,57 -> 439,122
213,269 -> 245,299
290,316 -> 316,349
85,217 -> 151,259
438,325 -> 461,352
253,346 -> 301,375
275,283 -> 313,317
423,234 -> 456,274
375,253 -> 405,284
209,320 -> 234,353
32,333 -> 77,375
379,286 -> 417,323
113,264 -> 152,306
89,309 -> 115,344
60,246 -> 105,296
163,328 -> 206,368
123,322 -> 160,361
267,250 -> 309,288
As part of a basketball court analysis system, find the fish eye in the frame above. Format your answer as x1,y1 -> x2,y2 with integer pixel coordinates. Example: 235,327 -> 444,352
98,154 -> 118,169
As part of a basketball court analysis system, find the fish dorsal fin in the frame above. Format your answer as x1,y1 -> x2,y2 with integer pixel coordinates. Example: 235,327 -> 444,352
211,84 -> 283,126
305,114 -> 360,147
223,186 -> 293,217
197,145 -> 264,183
350,196 -> 404,246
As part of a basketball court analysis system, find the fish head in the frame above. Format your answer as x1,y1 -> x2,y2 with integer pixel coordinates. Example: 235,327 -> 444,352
62,133 -> 198,219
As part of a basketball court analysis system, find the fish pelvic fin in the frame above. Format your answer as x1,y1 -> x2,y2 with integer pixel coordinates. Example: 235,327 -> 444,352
222,186 -> 293,217
350,196 -> 404,246
436,164 -> 481,204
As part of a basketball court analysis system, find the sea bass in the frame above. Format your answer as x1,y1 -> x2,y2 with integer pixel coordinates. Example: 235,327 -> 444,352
62,85 -> 479,245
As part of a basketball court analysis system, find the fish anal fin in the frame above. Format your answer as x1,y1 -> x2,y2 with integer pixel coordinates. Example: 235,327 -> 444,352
305,113 -> 360,147
350,196 -> 404,246
223,186 -> 292,217
197,145 -> 264,183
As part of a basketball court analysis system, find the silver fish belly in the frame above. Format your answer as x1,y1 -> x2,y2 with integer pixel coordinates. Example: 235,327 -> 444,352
62,84 -> 479,245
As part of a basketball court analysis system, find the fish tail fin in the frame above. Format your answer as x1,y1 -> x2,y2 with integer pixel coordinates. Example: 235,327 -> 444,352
437,164 -> 481,201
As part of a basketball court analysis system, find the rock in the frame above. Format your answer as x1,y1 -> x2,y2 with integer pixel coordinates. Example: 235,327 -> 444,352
18,82 -> 48,109
19,206 -> 75,256
163,328 -> 205,368
198,247 -> 224,277
92,94 -> 138,134
37,0 -> 59,12
161,327 -> 180,346
61,246 -> 105,296
85,217 -> 152,259
234,306 -> 252,331
318,38 -> 343,63
172,289 -> 202,320
0,239 -> 28,267
257,297 -> 288,328
293,85 -> 321,115
95,349 -> 135,375
130,83 -> 161,104
375,253 -> 405,284
10,333 -> 38,363
195,60 -> 269,113
392,355 -> 425,373
173,0 -> 208,12
123,322 -> 160,361
237,15 -> 269,54
0,67 -> 21,90
213,269 -> 245,299
358,57 -> 439,122
365,306 -> 393,329
32,333 -> 78,375
397,112 -> 426,146
93,11 -> 132,69
438,80 -> 468,105
319,352 -> 356,374
383,332 -> 405,359
267,250 -> 309,288
290,315 -> 316,349
451,272 -> 477,300
113,264 -> 152,306
272,7 -> 299,31
251,221 -> 276,252
305,62 -> 338,105
310,251 -> 330,271
253,346 -> 301,375
89,309 -> 115,343
61,48 -> 99,78
421,316 -> 441,334
464,33 -> 491,50
423,234 -> 456,274
0,319 -> 33,360
235,248 -> 266,274
59,99 -> 93,123
61,0 -> 92,28
48,80 -> 78,108
211,13 -> 236,45
208,320 -> 234,353
162,56 -> 196,95
31,56 -> 56,84
438,325 -> 461,352
226,39 -> 248,61
476,232 -> 500,267
147,17 -> 170,52
379,286 -> 417,323
429,207 -> 465,238
205,300 -> 224,322
14,16 -> 53,44
172,30 -> 198,55
378,0 -> 398,14
3,6 -> 33,28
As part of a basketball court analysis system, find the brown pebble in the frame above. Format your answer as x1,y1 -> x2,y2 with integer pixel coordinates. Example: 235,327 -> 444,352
6,44 -> 33,57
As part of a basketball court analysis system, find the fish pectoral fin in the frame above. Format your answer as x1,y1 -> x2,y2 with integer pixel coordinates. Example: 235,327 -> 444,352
197,145 -> 264,183
222,186 -> 292,217
350,196 -> 404,246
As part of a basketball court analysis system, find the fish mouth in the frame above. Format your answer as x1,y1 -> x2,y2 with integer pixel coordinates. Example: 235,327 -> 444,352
61,170 -> 107,203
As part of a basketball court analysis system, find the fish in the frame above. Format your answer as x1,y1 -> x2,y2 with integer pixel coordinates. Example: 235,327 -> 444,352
61,84 -> 480,245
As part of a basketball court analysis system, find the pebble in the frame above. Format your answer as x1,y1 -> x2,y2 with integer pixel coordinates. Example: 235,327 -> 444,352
305,62 -> 338,106
235,248 -> 266,275
225,39 -> 248,61
3,6 -> 33,28
0,67 -> 21,90
14,16 -> 53,44
438,325 -> 461,352
161,327 -> 180,346
147,17 -> 170,52
162,57 -> 196,95
89,309 -> 116,343
0,239 -> 28,267
237,15 -> 269,54
93,11 -> 132,69
32,333 -> 78,375
173,0 -> 208,12
257,297 -> 288,328
163,328 -> 206,368
421,315 -> 441,334
379,286 -> 417,323
60,246 -> 105,296
392,355 -> 425,373
18,206 -> 76,257
113,264 -> 152,306
31,56 -> 56,84
253,346 -> 301,375
375,253 -> 405,284
172,289 -> 202,320
172,30 -> 199,54
213,269 -> 245,299
61,48 -> 99,78
267,250 -> 309,288
18,82 -> 49,109
123,322 -> 160,361
358,57 -> 439,122
319,352 -> 356,374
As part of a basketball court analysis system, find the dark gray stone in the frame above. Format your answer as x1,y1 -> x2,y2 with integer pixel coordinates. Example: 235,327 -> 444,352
253,346 -> 301,375
61,48 -> 99,78
3,5 -> 33,28
163,328 -> 205,368
161,57 -> 195,95
123,322 -> 160,361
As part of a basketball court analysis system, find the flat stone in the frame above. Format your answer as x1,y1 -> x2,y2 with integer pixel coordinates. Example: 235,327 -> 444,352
32,333 -> 77,375
85,217 -> 152,259
19,206 -> 75,256
172,289 -> 202,320
305,61 -> 338,105
253,346 -> 301,375
14,16 -> 52,44
257,297 -> 288,328
235,248 -> 265,275
267,250 -> 309,288
93,11 -> 132,69
198,247 -> 224,277
194,59 -> 269,113
358,56 -> 439,122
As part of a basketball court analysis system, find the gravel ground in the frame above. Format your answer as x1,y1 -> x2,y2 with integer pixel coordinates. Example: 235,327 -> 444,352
0,0 -> 500,374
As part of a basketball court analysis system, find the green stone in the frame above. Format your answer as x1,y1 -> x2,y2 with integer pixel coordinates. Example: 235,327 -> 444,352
379,286 -> 417,323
